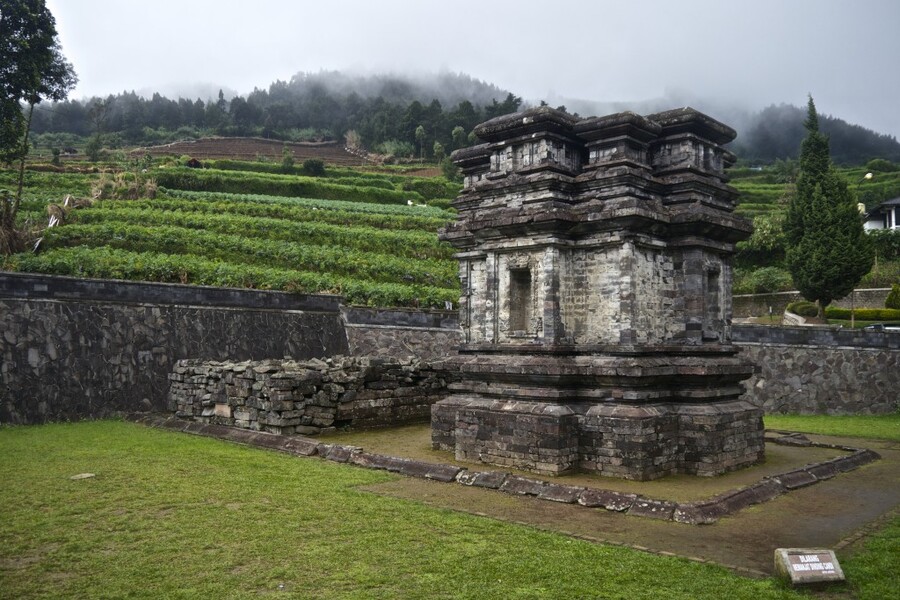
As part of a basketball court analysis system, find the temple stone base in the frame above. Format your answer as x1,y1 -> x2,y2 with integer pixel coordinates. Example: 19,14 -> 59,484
433,397 -> 764,480
433,398 -> 581,475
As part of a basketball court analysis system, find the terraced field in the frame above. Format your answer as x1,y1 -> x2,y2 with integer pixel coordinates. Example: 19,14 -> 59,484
6,160 -> 897,306
3,166 -> 460,308
730,166 -> 900,218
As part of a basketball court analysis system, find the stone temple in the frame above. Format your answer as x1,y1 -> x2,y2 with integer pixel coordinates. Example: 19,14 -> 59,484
431,106 -> 765,480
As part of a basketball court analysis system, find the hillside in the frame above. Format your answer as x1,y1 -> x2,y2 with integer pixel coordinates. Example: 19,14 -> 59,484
2,159 -> 461,308
731,104 -> 900,165
730,162 -> 900,295
730,163 -> 900,218
5,149 -> 898,307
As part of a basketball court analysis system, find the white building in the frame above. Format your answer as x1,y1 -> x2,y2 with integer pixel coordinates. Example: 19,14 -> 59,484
864,197 -> 900,231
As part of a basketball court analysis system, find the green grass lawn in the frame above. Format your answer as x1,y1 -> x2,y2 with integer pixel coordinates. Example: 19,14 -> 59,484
0,420 -> 816,600
765,413 -> 900,442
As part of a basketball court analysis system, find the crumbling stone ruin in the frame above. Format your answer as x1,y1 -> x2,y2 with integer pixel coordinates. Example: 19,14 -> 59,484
169,356 -> 447,435
432,106 -> 765,480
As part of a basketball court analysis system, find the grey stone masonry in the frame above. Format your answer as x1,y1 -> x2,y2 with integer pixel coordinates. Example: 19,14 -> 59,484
433,106 -> 764,480
1,273 -> 348,424
342,306 -> 460,360
168,356 -> 449,434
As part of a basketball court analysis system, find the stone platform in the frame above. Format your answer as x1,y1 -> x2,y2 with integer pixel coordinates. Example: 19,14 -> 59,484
432,351 -> 763,480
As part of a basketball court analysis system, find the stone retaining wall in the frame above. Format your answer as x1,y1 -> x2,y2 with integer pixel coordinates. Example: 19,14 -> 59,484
0,273 -> 349,424
342,306 -> 460,360
168,356 -> 449,434
734,289 -> 891,318
733,324 -> 899,414
739,343 -> 899,414
4,272 -> 897,424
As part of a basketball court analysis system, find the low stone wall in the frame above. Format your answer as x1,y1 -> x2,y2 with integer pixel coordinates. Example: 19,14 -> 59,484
739,342 -> 899,414
168,356 -> 449,434
734,324 -> 899,414
733,323 -> 900,349
734,289 -> 891,318
1,274 -> 460,425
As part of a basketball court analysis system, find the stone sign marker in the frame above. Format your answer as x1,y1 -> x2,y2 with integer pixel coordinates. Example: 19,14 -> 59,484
432,106 -> 764,480
774,548 -> 845,586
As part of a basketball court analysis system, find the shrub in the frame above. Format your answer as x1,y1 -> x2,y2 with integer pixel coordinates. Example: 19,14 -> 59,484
865,158 -> 898,173
441,157 -> 461,183
824,306 -> 900,321
280,146 -> 295,173
886,284 -> 900,310
787,300 -> 819,317
400,178 -> 461,201
84,136 -> 103,162
869,229 -> 900,261
302,159 -> 325,177
741,266 -> 793,294
91,172 -> 157,200
427,198 -> 454,210
377,139 -> 415,158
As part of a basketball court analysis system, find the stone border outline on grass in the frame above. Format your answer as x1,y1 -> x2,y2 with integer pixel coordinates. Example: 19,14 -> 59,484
126,414 -> 880,526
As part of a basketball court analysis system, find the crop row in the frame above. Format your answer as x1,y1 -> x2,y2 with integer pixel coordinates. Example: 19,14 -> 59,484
161,189 -> 455,219
100,197 -> 452,232
731,182 -> 788,206
204,160 -> 462,200
0,170 -> 95,200
9,246 -> 457,308
70,207 -> 452,261
155,168 -> 427,205
42,223 -> 457,287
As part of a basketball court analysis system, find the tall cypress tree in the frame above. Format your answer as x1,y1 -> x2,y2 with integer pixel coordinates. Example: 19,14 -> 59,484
785,96 -> 874,319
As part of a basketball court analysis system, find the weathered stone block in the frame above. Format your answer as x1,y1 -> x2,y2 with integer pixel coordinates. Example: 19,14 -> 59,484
627,498 -> 677,520
577,489 -> 637,511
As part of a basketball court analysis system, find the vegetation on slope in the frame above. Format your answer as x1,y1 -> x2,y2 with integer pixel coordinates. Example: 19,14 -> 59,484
732,160 -> 900,295
2,162 -> 461,308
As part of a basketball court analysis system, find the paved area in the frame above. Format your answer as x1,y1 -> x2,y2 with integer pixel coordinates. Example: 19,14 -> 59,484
323,427 -> 900,576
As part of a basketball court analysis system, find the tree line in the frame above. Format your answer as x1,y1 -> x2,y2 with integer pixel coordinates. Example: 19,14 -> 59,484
732,103 -> 900,165
29,73 -> 524,160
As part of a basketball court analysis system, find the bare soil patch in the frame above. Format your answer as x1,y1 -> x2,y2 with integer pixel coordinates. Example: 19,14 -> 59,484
134,137 -> 367,166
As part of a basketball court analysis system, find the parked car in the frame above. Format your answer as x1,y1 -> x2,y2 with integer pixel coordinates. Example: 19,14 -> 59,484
863,322 -> 900,332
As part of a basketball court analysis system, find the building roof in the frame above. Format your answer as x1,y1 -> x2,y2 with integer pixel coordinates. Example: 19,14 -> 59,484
865,197 -> 900,219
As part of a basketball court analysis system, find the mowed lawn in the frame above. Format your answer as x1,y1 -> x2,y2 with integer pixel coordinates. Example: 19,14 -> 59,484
765,413 -> 900,442
0,420 -> 885,600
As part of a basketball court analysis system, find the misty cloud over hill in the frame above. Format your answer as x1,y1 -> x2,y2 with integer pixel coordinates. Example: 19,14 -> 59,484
32,71 -> 900,165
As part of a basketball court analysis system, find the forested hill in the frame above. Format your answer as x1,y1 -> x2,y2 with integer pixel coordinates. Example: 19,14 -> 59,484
268,71 -> 514,110
30,71 -> 522,159
29,71 -> 900,165
730,103 -> 900,165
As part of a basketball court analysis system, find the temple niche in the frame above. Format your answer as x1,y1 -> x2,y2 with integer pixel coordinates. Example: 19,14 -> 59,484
432,106 -> 764,480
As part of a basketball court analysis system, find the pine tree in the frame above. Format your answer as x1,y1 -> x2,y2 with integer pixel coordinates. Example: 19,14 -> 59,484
784,96 -> 874,319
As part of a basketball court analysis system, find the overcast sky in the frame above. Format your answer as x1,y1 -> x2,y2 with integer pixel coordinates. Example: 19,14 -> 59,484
45,0 -> 900,138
